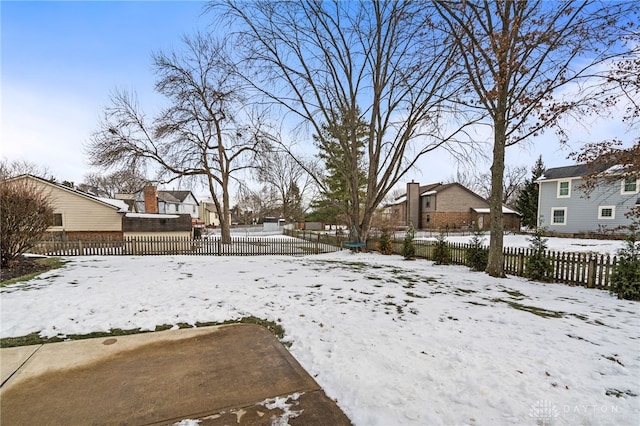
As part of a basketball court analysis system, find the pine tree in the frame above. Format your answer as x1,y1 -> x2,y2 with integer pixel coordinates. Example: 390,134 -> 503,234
466,227 -> 488,271
402,223 -> 416,260
525,227 -> 553,281
312,106 -> 368,228
610,223 -> 640,300
432,229 -> 451,265
377,227 -> 393,255
516,156 -> 545,229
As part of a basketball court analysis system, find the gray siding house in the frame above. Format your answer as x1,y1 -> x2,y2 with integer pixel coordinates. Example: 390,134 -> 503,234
536,163 -> 639,235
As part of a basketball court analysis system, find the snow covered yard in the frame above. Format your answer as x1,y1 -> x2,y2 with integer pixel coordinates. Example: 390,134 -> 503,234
1,251 -> 638,425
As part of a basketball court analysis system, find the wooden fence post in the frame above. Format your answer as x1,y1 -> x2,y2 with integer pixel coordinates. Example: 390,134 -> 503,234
517,250 -> 525,277
586,256 -> 597,288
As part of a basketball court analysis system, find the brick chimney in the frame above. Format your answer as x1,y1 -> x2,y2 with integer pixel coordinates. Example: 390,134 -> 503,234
406,181 -> 420,228
143,186 -> 158,214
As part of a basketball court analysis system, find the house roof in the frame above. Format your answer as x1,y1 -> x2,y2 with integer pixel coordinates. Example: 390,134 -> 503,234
158,190 -> 197,204
538,162 -> 612,181
387,182 -> 491,208
419,182 -> 489,205
7,175 -> 129,213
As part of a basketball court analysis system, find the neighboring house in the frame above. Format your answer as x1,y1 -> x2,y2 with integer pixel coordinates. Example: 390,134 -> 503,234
536,162 -> 639,235
386,181 -> 521,231
6,175 -> 128,240
198,200 -> 222,227
130,186 -> 199,219
8,175 -> 194,240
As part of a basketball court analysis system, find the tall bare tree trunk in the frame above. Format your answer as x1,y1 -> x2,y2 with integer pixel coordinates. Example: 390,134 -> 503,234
486,120 -> 506,277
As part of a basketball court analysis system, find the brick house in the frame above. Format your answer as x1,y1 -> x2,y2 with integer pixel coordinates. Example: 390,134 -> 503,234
386,181 -> 520,231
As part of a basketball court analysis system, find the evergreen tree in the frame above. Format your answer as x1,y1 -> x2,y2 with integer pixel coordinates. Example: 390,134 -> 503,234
377,227 -> 393,255
610,223 -> 640,300
312,106 -> 368,228
516,156 -> 545,229
525,227 -> 553,281
402,223 -> 416,260
466,227 -> 488,271
432,229 -> 451,265
283,180 -> 305,222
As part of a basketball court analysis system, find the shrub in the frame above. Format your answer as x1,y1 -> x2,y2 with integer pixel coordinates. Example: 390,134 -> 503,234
1,177 -> 54,268
610,225 -> 640,300
432,230 -> 450,265
525,228 -> 553,281
402,222 -> 416,260
377,227 -> 393,255
466,227 -> 488,271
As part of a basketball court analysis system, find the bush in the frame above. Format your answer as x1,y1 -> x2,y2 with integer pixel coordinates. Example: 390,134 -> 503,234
377,227 -> 393,255
525,228 -> 553,282
610,225 -> 640,300
432,230 -> 450,265
402,223 -> 416,260
466,227 -> 488,271
1,177 -> 54,268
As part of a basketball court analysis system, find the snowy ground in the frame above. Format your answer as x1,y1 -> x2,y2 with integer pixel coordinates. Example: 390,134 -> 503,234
418,233 -> 626,256
1,245 -> 638,425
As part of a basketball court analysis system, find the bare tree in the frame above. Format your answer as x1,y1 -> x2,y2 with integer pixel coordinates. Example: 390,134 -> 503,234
254,147 -> 317,222
571,54 -> 640,220
470,165 -> 528,206
87,34 -> 268,242
236,184 -> 280,223
572,140 -> 640,220
1,176 -> 53,268
0,159 -> 53,181
434,1 -> 638,277
80,170 -> 149,198
213,0 -> 471,240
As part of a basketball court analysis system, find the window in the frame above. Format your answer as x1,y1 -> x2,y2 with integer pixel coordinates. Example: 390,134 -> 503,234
50,213 -> 63,227
598,206 -> 615,220
557,180 -> 571,198
621,177 -> 639,194
551,207 -> 566,225
424,196 -> 431,209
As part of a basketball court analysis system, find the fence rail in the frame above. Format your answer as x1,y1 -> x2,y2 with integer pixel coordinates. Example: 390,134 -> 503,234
384,239 -> 617,289
287,230 -> 619,290
32,232 -> 620,290
31,236 -> 341,257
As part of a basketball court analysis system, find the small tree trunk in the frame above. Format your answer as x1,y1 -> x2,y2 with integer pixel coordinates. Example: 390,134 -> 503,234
220,178 -> 232,244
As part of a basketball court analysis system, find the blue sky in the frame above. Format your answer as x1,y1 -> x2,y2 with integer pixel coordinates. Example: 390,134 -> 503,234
1,1 -> 636,190
2,1 -> 208,183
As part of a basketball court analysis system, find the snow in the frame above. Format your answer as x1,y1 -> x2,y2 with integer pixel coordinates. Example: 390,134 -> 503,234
96,197 -> 130,212
125,212 -> 180,219
2,237 -> 638,425
472,206 -> 519,214
416,233 -> 626,256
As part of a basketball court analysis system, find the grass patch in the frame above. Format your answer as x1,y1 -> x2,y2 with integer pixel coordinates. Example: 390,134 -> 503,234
492,298 -> 565,318
0,316 -> 286,348
605,388 -> 638,398
502,289 -> 526,299
465,301 -> 488,306
0,257 -> 67,287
